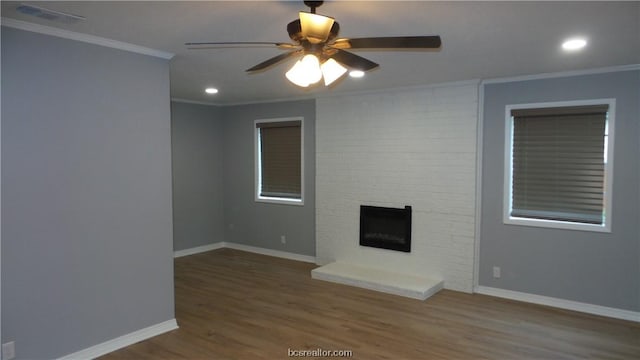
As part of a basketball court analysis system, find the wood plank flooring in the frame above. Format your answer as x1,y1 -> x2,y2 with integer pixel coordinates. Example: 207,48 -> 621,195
101,249 -> 640,359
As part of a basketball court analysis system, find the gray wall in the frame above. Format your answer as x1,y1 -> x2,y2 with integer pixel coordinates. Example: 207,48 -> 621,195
1,27 -> 175,358
222,100 -> 316,256
480,70 -> 640,311
171,102 -> 224,251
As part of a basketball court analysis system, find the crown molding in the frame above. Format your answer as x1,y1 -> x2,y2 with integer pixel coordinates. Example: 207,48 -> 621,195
316,79 -> 482,101
481,64 -> 640,85
170,98 -> 222,106
1,17 -> 174,60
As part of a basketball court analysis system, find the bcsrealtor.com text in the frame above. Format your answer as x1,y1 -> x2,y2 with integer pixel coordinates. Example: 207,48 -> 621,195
288,348 -> 353,357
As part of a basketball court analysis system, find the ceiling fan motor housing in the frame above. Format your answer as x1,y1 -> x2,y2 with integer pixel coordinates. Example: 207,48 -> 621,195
287,19 -> 340,44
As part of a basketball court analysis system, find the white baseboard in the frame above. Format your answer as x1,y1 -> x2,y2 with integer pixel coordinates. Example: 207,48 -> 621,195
173,242 -> 224,258
475,286 -> 640,323
223,242 -> 316,263
173,242 -> 316,263
57,319 -> 178,360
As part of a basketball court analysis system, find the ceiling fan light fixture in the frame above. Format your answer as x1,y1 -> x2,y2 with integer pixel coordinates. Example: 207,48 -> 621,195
191,1 -> 443,91
286,54 -> 322,87
321,58 -> 347,86
299,11 -> 335,44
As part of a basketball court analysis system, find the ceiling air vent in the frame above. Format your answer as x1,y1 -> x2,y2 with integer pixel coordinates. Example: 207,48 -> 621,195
16,4 -> 85,23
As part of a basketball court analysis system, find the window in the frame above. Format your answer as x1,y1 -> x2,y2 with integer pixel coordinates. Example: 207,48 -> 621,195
255,118 -> 304,205
503,100 -> 615,232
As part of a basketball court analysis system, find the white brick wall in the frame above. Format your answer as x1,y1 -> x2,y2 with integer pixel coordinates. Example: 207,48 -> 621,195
315,82 -> 479,292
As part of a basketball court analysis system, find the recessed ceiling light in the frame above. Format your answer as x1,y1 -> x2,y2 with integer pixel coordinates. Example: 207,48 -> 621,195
205,87 -> 218,94
562,38 -> 587,51
349,70 -> 365,78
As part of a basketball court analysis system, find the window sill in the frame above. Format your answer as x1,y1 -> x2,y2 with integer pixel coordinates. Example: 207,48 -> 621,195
504,216 -> 610,233
256,196 -> 304,206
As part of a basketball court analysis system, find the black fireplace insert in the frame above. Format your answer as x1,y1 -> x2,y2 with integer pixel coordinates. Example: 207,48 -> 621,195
359,205 -> 412,252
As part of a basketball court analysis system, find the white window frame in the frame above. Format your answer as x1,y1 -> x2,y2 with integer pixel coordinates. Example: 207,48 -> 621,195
503,99 -> 615,232
254,117 -> 304,206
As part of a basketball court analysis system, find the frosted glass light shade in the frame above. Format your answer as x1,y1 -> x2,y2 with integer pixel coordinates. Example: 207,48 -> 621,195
299,12 -> 335,44
285,54 -> 322,88
285,60 -> 310,87
321,58 -> 347,86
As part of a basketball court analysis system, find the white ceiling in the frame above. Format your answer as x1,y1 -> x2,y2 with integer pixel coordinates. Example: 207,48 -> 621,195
2,1 -> 639,105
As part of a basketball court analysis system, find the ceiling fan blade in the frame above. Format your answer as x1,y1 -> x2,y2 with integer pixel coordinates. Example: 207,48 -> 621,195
186,41 -> 297,49
331,50 -> 379,71
246,50 -> 301,72
332,36 -> 442,49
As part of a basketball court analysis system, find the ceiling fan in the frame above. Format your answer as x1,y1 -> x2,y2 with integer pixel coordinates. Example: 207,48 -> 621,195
186,1 -> 442,88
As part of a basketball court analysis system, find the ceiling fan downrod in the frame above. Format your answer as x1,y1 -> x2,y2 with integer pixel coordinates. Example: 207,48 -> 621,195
304,1 -> 324,14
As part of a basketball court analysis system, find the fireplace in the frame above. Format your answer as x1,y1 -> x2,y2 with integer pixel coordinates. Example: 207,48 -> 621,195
359,205 -> 412,252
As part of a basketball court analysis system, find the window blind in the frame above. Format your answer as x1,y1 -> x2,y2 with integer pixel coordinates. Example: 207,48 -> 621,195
257,121 -> 301,198
510,105 -> 608,224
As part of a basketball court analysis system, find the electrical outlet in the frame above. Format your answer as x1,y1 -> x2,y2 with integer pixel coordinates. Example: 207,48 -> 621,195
2,341 -> 16,360
493,266 -> 501,279
280,235 -> 286,244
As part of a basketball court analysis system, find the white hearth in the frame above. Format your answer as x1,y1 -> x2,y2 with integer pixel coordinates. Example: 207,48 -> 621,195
312,262 -> 444,300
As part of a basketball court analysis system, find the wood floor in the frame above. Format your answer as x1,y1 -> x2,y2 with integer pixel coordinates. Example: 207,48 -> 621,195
101,249 -> 640,359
